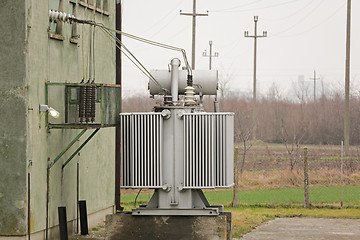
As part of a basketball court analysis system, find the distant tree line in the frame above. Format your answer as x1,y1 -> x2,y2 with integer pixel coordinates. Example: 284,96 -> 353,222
122,86 -> 360,145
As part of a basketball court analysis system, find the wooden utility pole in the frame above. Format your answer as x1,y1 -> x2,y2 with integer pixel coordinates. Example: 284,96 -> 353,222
244,16 -> 267,138
202,40 -> 218,70
344,0 -> 351,156
309,70 -> 320,102
180,0 -> 208,70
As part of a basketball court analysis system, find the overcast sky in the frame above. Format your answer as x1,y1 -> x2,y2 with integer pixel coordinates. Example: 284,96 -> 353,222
121,0 -> 360,99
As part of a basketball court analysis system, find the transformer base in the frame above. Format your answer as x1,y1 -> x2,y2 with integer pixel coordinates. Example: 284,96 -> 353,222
105,212 -> 232,240
132,205 -> 224,216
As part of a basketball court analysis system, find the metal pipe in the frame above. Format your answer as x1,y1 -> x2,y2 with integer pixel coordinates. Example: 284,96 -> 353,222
28,171 -> 31,240
62,128 -> 100,168
170,58 -> 181,103
77,161 -> 79,233
46,159 -> 50,240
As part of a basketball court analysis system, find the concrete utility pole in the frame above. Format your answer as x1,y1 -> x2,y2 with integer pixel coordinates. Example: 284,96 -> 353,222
344,0 -> 351,156
180,0 -> 208,70
244,16 -> 267,138
309,70 -> 320,102
202,40 -> 219,70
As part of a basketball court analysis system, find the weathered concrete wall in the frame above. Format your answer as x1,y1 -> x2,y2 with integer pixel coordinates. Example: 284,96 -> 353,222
1,0 -> 116,237
0,0 -> 28,235
105,213 -> 232,240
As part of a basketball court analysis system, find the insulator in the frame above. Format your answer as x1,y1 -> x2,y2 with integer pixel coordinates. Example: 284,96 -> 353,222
90,85 -> 96,122
49,10 -> 77,23
85,84 -> 92,122
79,85 -> 87,122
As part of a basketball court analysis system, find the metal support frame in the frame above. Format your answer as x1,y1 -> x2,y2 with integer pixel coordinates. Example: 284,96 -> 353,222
48,128 -> 100,169
132,208 -> 220,216
45,82 -> 120,129
62,128 -> 100,168
50,129 -> 87,167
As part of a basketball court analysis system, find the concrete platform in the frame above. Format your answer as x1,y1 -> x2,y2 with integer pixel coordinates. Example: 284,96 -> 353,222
240,218 -> 360,240
105,212 -> 232,240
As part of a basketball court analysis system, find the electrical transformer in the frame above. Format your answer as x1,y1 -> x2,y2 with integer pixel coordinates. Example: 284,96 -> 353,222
120,58 -> 234,216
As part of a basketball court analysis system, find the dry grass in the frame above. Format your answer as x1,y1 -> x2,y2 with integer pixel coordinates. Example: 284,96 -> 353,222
237,169 -> 360,190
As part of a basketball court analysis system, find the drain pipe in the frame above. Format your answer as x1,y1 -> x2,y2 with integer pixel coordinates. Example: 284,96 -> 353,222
46,158 -> 50,240
28,171 -> 31,240
77,161 -> 79,233
170,58 -> 181,104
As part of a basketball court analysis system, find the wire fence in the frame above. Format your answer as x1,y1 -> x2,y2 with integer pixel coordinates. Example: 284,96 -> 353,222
233,143 -> 360,208
121,143 -> 360,209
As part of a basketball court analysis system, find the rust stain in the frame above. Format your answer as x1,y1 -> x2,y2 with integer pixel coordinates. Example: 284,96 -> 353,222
30,209 -> 35,233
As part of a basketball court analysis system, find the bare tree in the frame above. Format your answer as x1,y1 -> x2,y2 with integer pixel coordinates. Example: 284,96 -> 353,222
218,71 -> 232,100
280,118 -> 306,171
232,108 -> 254,207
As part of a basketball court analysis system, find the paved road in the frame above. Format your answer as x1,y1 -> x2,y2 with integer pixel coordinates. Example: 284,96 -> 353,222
240,218 -> 360,240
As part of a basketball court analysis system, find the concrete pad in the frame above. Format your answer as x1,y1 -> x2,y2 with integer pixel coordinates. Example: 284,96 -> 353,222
105,212 -> 232,240
240,218 -> 360,240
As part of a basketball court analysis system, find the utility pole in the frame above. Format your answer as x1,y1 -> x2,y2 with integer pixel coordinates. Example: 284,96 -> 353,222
344,0 -> 351,156
115,0 -> 123,212
244,16 -> 267,138
309,70 -> 320,102
202,40 -> 219,70
180,0 -> 208,70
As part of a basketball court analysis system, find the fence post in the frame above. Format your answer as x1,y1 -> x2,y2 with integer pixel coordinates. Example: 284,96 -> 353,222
232,147 -> 239,207
341,141 -> 344,208
303,147 -> 310,208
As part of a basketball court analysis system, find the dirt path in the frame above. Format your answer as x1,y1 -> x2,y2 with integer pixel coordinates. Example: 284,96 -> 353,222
240,218 -> 360,240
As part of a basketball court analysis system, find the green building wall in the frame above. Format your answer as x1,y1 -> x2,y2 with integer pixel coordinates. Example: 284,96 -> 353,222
0,0 -> 117,238
0,0 -> 28,235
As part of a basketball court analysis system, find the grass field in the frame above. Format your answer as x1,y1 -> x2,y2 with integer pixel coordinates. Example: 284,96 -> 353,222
120,188 -> 360,238
121,186 -> 360,207
119,143 -> 360,238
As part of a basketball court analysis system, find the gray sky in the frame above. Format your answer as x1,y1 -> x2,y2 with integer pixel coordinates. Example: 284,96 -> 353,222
121,0 -> 360,99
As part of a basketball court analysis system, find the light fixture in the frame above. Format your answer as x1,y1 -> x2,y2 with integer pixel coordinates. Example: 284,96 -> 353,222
39,104 -> 60,118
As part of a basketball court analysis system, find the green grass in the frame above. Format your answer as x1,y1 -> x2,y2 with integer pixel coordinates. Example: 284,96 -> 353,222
205,186 -> 360,205
120,187 -> 360,238
121,186 -> 360,208
121,191 -> 153,204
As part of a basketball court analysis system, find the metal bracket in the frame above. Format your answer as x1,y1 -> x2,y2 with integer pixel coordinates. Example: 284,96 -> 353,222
48,128 -> 100,169
132,208 -> 220,216
62,128 -> 100,168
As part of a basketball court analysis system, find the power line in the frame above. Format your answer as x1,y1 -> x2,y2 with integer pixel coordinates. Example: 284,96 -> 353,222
211,0 -> 265,12
262,0 -> 314,22
211,0 -> 302,13
273,2 -> 346,38
271,0 -> 325,37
